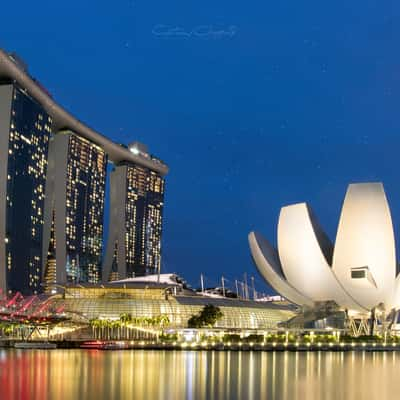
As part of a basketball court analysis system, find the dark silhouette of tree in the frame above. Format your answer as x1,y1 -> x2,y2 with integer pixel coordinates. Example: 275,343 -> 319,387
188,304 -> 223,328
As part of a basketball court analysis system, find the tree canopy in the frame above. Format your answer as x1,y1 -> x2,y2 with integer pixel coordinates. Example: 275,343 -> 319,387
187,304 -> 223,328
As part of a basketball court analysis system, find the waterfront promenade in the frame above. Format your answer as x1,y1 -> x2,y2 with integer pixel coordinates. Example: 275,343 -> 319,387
1,339 -> 400,352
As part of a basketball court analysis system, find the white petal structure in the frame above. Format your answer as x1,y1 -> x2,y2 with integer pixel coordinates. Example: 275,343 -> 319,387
332,183 -> 396,310
249,232 -> 314,307
249,182 -> 399,314
277,203 -> 366,311
393,275 -> 400,309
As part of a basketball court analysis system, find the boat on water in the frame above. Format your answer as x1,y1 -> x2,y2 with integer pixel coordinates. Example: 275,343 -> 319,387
80,341 -> 127,350
14,342 -> 57,349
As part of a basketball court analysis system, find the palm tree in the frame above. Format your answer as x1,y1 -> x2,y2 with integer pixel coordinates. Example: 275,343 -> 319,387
90,319 -> 99,339
99,319 -> 108,339
158,315 -> 170,329
106,320 -> 113,340
95,319 -> 103,339
120,313 -> 132,339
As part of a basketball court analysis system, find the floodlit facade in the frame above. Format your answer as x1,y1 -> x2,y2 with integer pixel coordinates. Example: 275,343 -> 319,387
43,130 -> 107,285
48,282 -> 295,329
0,49 -> 168,176
0,82 -> 51,295
103,142 -> 165,281
249,182 -> 400,315
0,48 -> 168,294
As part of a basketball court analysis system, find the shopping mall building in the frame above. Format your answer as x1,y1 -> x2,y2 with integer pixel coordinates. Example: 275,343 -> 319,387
48,275 -> 295,330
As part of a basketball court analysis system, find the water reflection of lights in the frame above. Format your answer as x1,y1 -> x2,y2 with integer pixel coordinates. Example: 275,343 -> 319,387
0,351 -> 399,399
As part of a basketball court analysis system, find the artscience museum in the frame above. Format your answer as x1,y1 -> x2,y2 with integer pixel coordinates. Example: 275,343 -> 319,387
249,182 -> 400,333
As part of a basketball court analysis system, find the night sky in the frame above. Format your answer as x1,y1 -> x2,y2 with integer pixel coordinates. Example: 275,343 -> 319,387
2,1 -> 400,294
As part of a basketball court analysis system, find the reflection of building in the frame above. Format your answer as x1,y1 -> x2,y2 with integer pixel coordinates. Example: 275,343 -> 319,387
249,183 -> 400,316
43,131 -> 107,285
103,142 -> 165,281
0,82 -> 51,295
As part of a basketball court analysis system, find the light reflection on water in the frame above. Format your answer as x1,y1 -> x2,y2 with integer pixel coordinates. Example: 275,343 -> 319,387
0,349 -> 399,400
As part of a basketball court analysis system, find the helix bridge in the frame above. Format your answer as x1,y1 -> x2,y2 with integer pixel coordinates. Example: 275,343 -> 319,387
0,290 -> 69,326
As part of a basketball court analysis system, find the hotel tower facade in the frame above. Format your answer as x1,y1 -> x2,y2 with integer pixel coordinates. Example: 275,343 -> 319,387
0,50 -> 168,295
42,131 -> 107,287
102,142 -> 165,282
0,81 -> 51,295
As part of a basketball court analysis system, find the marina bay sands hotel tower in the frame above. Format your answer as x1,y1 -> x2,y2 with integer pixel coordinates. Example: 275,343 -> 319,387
102,142 -> 165,282
0,50 -> 168,295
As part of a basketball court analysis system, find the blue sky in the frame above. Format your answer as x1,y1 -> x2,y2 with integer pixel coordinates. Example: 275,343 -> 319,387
2,0 -> 400,293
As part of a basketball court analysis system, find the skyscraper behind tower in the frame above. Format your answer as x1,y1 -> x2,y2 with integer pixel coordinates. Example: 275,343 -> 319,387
103,143 -> 165,281
43,130 -> 107,286
0,82 -> 51,295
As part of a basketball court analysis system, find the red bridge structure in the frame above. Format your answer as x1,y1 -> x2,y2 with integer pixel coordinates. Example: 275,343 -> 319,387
0,292 -> 69,326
